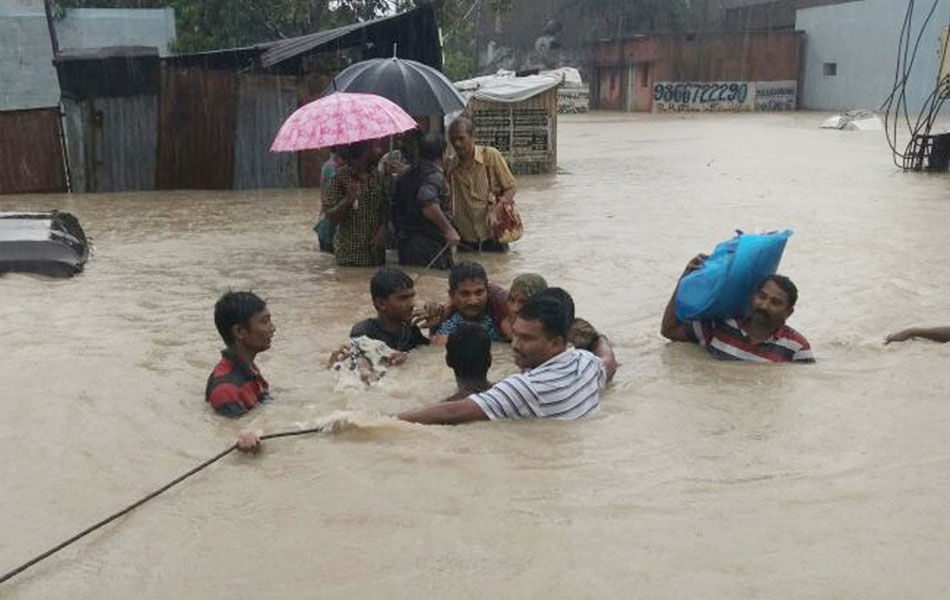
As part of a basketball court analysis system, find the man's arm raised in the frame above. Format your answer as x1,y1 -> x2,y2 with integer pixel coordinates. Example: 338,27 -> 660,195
660,254 -> 707,342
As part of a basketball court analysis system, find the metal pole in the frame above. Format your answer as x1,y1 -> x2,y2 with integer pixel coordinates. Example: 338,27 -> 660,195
473,0 -> 480,74
43,0 -> 60,57
44,0 -> 72,192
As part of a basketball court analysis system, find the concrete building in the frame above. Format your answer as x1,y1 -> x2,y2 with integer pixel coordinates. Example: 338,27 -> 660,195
795,0 -> 950,111
708,0 -> 856,31
0,0 -> 175,111
590,32 -> 802,112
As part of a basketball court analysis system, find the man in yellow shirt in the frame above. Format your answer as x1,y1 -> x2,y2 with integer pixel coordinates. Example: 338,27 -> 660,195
446,116 -> 517,252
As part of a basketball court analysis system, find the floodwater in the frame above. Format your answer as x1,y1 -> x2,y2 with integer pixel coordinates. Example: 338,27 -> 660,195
2,112 -> 950,599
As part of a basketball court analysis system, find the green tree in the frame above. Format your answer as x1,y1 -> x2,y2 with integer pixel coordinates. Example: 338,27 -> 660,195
57,0 -> 394,52
434,0 -> 477,80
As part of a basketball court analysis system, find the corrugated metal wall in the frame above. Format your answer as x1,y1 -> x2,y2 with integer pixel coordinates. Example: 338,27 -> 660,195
233,74 -> 301,189
0,108 -> 67,194
63,95 -> 158,193
156,68 -> 238,190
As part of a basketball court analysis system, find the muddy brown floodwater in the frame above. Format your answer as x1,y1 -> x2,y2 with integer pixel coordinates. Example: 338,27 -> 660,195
2,112 -> 950,599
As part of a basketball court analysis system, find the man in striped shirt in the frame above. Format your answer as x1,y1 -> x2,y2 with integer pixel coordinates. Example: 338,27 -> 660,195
237,293 -> 617,449
397,293 -> 617,425
661,254 -> 815,363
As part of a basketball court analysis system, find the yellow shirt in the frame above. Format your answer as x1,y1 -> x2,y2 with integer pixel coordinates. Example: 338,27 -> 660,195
447,145 -> 516,243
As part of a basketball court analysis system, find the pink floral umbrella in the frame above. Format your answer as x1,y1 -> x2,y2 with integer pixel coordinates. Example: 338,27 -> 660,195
270,92 -> 417,152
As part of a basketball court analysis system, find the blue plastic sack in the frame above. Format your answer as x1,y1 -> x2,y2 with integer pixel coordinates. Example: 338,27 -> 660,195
675,230 -> 792,321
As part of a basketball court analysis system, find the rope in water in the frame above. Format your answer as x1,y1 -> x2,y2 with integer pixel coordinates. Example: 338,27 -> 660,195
0,425 -> 326,586
413,243 -> 451,282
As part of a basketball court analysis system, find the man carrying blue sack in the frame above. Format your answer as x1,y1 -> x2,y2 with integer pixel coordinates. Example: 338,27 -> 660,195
661,254 -> 815,363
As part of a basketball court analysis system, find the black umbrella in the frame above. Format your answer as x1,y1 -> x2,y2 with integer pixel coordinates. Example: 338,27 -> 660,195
327,57 -> 466,116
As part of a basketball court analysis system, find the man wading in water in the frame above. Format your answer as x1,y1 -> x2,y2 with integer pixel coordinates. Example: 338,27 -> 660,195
237,293 -> 618,448
392,133 -> 460,269
661,254 -> 815,363
323,139 -> 388,267
446,116 -> 517,253
402,292 -> 616,423
430,261 -> 506,345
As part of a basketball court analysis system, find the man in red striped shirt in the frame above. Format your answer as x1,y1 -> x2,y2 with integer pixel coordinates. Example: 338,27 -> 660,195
206,291 -> 276,417
661,254 -> 814,363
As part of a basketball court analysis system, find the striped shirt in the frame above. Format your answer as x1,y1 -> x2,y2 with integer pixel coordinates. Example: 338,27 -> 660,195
205,350 -> 273,417
687,318 -> 815,363
471,348 -> 606,420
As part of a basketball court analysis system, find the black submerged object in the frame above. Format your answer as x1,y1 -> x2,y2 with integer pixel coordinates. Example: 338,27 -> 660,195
0,211 -> 90,277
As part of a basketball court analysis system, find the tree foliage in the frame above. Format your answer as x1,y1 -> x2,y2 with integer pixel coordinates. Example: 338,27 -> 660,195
55,0 -> 706,73
57,0 -> 394,52
429,0 -> 478,80
559,0 -> 704,43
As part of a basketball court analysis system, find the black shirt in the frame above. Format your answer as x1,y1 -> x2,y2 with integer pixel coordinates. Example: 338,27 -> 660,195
350,318 -> 429,352
393,159 -> 449,242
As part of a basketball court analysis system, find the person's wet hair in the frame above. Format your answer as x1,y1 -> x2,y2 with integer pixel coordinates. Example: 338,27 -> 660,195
509,273 -> 548,302
446,323 -> 492,380
518,294 -> 572,340
419,133 -> 447,161
568,318 -> 600,351
449,261 -> 488,291
214,291 -> 267,346
371,267 -> 414,301
448,115 -> 475,136
533,287 -> 575,322
761,274 -> 798,309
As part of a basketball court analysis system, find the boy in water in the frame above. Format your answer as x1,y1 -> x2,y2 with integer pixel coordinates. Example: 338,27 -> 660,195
349,267 -> 429,352
327,268 -> 426,383
430,261 -> 506,345
443,323 -> 493,402
206,291 -> 275,418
